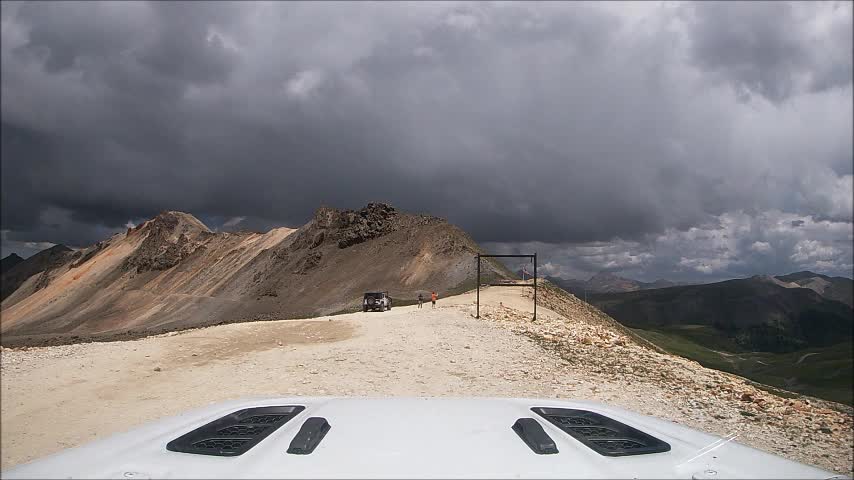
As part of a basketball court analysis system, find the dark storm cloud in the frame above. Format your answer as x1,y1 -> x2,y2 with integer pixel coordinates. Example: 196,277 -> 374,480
685,1 -> 853,103
1,1 -> 851,280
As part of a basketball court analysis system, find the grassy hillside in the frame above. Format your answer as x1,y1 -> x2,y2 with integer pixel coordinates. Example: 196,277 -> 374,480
579,276 -> 853,405
632,325 -> 852,404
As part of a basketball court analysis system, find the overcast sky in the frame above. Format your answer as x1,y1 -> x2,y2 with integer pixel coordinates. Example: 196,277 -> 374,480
1,1 -> 852,281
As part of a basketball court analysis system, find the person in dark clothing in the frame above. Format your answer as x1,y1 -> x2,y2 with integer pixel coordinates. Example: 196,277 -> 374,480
418,293 -> 424,309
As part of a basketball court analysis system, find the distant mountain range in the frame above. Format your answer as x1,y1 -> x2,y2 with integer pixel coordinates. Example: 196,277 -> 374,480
775,271 -> 853,307
548,270 -> 852,308
589,274 -> 852,352
581,272 -> 853,404
545,272 -> 681,296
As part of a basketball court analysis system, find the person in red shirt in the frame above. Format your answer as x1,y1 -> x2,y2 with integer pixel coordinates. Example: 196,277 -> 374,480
431,291 -> 437,309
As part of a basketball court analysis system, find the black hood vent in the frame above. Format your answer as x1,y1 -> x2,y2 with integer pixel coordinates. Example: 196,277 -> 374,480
531,407 -> 670,456
167,406 -> 305,456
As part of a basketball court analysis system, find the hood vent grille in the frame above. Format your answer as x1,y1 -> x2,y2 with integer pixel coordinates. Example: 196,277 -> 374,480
216,425 -> 270,436
191,438 -> 250,452
571,426 -> 621,438
591,439 -> 646,451
241,414 -> 289,424
531,407 -> 670,457
167,406 -> 305,456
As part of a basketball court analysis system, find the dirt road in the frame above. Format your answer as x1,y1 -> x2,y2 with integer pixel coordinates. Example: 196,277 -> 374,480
2,287 -> 852,474
796,352 -> 820,365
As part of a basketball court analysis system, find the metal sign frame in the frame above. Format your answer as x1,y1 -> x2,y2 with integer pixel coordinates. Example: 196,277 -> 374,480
475,253 -> 537,320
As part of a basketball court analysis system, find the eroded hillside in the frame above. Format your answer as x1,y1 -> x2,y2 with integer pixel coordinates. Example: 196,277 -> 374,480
0,204 -> 510,345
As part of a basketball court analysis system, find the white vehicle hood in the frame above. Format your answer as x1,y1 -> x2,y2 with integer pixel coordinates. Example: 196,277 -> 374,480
3,397 -> 843,479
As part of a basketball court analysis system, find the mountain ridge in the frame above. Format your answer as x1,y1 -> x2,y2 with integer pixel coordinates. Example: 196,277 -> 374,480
775,271 -> 853,307
589,276 -> 852,352
1,253 -> 24,273
546,272 -> 680,296
1,244 -> 73,301
0,203 -> 511,346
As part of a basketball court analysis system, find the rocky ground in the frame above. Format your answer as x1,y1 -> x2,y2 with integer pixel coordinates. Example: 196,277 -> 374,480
489,283 -> 853,475
1,284 -> 851,475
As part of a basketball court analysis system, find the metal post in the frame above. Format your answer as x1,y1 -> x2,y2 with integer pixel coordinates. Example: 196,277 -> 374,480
533,253 -> 537,321
476,254 -> 480,319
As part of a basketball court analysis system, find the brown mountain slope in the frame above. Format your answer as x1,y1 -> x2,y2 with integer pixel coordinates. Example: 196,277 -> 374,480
0,211 -> 292,340
0,204 -> 510,345
211,203 -> 511,322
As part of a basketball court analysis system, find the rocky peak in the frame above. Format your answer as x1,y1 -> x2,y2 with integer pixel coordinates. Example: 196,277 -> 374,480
307,203 -> 399,249
312,206 -> 341,229
140,211 -> 211,238
122,211 -> 210,273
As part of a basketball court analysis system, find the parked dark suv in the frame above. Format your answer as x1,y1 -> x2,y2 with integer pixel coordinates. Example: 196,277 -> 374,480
363,292 -> 392,312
